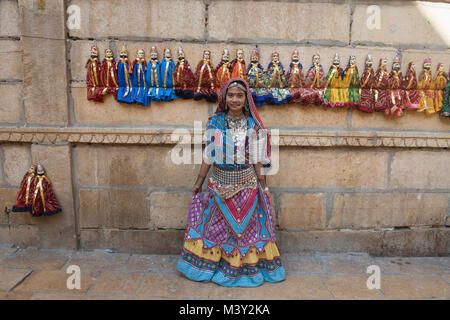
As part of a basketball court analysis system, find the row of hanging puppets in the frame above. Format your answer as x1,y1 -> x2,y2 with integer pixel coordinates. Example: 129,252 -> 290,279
85,44 -> 450,117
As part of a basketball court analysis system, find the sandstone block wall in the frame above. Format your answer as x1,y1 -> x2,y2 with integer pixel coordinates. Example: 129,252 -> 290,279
0,0 -> 449,256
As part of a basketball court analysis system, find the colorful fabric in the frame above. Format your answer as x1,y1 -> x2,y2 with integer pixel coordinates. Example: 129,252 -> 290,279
441,77 -> 450,117
246,62 -> 268,107
177,78 -> 285,287
131,60 -> 150,106
159,57 -> 176,101
117,59 -> 133,104
177,180 -> 285,287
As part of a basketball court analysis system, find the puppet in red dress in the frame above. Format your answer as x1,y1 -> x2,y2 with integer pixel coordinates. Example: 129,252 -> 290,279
85,44 -> 104,102
301,54 -> 325,106
230,48 -> 246,81
12,164 -> 37,213
215,48 -> 232,95
286,49 -> 304,104
100,48 -> 119,100
401,62 -> 420,111
174,46 -> 195,99
358,54 -> 375,113
373,58 -> 390,112
386,55 -> 404,117
30,164 -> 62,217
194,50 -> 217,102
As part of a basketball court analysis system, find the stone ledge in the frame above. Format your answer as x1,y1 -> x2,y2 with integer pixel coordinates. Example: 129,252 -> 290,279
0,127 -> 450,148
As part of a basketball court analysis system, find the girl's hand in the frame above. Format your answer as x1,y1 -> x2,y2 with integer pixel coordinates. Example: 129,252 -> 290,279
192,186 -> 201,196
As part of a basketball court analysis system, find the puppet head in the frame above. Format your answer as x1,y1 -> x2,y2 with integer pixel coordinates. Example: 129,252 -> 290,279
291,49 -> 300,63
150,46 -> 158,61
250,48 -> 259,63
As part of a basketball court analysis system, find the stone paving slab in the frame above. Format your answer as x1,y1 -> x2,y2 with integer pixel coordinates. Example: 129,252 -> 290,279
1,248 -> 71,270
0,247 -> 19,262
0,247 -> 448,300
65,251 -> 131,272
13,270 -> 95,294
0,267 -> 32,291
88,272 -> 144,296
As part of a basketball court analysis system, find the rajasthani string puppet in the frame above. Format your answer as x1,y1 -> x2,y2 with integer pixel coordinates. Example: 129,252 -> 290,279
12,165 -> 37,213
100,48 -> 119,100
301,54 -> 325,105
386,55 -> 404,117
433,63 -> 448,113
116,45 -> 133,104
30,164 -> 61,217
265,52 -> 291,104
440,67 -> 450,117
286,49 -> 304,104
194,50 -> 217,102
373,57 -> 390,112
230,48 -> 246,80
401,62 -> 420,111
417,58 -> 435,115
342,55 -> 360,109
147,46 -> 161,102
160,48 -> 176,102
358,54 -> 375,113
323,53 -> 345,108
246,48 -> 267,107
85,44 -> 103,102
130,49 -> 149,106
174,46 -> 195,99
215,48 -> 232,95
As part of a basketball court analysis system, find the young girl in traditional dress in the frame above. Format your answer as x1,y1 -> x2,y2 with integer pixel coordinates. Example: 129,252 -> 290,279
177,78 -> 286,287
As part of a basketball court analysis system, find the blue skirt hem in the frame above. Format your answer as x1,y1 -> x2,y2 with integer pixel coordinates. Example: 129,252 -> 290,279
177,258 -> 286,288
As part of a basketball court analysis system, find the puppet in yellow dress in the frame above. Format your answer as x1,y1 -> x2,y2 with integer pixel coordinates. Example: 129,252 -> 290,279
433,63 -> 448,113
417,58 -> 435,115
323,53 -> 346,108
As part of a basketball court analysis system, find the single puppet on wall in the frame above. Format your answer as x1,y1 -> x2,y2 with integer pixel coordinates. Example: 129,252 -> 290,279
12,164 -> 61,217
130,48 -> 149,106
160,48 -> 177,102
358,54 -> 375,113
286,49 -> 304,104
373,57 -> 390,113
147,46 -> 162,102
100,48 -> 119,100
301,54 -> 325,106
417,58 -> 435,115
246,48 -> 268,107
117,45 -> 133,104
265,52 -> 291,105
174,46 -> 195,99
230,48 -> 246,80
433,62 -> 448,113
85,44 -> 104,102
12,164 -> 37,213
440,67 -> 450,117
323,53 -> 345,108
194,49 -> 217,102
215,48 -> 232,95
386,55 -> 404,117
342,55 -> 360,109
402,62 -> 421,111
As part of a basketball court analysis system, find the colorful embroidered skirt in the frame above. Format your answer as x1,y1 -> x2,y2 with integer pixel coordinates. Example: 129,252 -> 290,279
177,173 -> 286,287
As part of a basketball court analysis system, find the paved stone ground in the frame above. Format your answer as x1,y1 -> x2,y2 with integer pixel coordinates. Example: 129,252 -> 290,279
0,244 -> 448,300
